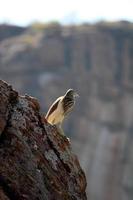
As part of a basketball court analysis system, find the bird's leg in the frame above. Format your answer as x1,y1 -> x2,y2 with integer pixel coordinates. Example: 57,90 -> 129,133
56,123 -> 65,135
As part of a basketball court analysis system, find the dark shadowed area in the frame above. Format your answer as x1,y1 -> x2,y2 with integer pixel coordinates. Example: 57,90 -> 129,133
0,21 -> 133,200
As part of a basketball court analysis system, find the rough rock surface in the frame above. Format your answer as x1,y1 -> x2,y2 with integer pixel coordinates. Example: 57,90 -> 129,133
0,80 -> 87,200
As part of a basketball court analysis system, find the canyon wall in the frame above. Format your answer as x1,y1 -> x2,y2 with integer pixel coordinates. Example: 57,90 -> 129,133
0,22 -> 133,199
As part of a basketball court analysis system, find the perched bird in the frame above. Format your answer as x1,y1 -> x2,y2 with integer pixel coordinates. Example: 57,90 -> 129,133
45,89 -> 79,128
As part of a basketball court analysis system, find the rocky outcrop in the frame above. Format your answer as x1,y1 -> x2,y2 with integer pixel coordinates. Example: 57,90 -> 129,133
1,22 -> 133,200
0,80 -> 87,200
0,24 -> 26,42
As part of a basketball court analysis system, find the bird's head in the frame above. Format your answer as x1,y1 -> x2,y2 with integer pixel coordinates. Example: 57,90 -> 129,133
65,89 -> 79,99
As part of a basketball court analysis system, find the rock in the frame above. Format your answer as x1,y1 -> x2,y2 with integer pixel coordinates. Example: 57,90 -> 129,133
0,80 -> 87,200
0,24 -> 26,42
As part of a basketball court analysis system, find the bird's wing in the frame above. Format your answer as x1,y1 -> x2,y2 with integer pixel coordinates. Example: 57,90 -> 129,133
45,96 -> 62,119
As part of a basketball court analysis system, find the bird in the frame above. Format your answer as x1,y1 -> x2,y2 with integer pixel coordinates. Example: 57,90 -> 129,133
45,89 -> 79,132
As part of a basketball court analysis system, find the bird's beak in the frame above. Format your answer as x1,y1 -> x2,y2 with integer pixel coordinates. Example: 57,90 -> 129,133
74,92 -> 79,97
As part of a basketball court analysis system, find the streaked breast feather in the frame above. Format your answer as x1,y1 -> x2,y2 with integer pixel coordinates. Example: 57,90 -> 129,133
63,97 -> 74,114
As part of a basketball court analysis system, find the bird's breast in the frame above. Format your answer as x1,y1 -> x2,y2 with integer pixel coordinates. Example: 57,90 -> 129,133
63,97 -> 74,115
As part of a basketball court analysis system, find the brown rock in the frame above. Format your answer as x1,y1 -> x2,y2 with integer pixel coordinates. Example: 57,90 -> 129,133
0,80 -> 87,200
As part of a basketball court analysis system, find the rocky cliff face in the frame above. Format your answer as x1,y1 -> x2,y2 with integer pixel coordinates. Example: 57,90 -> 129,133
0,80 -> 87,200
0,22 -> 133,200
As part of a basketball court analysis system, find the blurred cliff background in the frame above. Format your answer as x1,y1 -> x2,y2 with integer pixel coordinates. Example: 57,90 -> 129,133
0,0 -> 133,199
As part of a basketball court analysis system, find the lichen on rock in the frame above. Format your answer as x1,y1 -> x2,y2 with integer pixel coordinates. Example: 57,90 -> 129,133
0,80 -> 87,200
